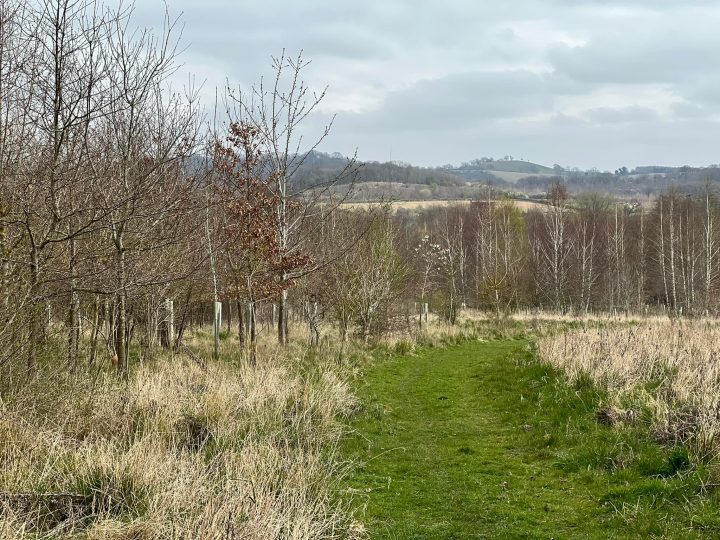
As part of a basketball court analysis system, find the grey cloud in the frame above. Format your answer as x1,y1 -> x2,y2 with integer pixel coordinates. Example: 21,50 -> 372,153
546,5 -> 720,88
131,0 -> 720,170
671,102 -> 706,118
583,107 -> 660,124
549,38 -> 716,86
347,70 -> 584,133
681,75 -> 720,108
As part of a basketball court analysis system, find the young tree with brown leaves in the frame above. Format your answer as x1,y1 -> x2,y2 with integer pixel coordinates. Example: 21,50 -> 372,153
213,121 -> 310,360
225,51 -> 358,345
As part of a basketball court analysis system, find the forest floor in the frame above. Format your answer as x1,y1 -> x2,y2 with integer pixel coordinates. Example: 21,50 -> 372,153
343,338 -> 720,539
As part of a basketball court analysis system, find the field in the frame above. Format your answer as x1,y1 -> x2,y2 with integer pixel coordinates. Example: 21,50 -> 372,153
0,330 -> 365,538
340,198 -> 549,212
5,316 -> 720,537
486,170 -> 556,183
539,321 -> 720,458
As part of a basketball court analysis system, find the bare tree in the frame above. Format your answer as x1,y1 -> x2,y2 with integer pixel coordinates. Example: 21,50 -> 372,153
703,185 -> 718,311
414,234 -> 443,329
226,51 -> 358,344
537,182 -> 572,310
350,211 -> 408,340
90,7 -> 201,376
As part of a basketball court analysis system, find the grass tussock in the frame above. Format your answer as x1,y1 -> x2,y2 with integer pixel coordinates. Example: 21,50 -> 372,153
0,341 -> 364,539
539,320 -> 720,458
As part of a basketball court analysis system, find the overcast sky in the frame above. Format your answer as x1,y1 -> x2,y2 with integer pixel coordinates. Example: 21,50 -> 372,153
138,0 -> 720,171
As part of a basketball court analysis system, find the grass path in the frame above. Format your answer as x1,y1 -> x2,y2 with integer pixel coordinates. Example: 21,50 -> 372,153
343,339 -> 720,539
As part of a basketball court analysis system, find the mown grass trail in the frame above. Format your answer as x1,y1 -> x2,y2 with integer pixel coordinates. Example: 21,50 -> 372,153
344,339 -> 720,539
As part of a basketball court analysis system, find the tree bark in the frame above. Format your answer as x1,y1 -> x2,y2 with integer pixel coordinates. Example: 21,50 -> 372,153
277,287 -> 288,345
115,242 -> 128,377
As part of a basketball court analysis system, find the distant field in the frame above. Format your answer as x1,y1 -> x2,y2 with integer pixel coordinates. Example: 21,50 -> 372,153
485,159 -> 555,174
340,198 -> 549,212
489,170 -> 557,183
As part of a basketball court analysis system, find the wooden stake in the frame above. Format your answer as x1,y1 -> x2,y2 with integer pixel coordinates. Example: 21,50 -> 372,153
165,299 -> 174,350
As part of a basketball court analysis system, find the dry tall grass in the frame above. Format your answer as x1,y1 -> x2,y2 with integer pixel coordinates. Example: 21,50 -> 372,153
539,321 -> 720,458
0,313 -> 520,538
0,334 -> 365,539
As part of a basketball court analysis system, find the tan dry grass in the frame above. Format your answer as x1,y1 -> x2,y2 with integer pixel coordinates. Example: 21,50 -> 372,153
538,321 -> 720,458
0,316 -> 515,538
339,199 -> 548,213
0,340 -> 364,539
507,308 -> 681,324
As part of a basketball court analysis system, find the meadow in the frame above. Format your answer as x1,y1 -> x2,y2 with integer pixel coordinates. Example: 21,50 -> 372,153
539,321 -> 720,460
5,316 -> 720,538
0,328 -> 365,539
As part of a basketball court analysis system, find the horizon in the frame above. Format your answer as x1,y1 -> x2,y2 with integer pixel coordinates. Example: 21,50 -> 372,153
306,150 -> 720,174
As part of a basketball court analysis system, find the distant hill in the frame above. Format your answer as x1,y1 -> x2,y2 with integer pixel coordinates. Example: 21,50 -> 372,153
440,158 -> 556,183
291,152 -> 720,199
481,160 -> 555,174
291,151 -> 466,189
271,153 -> 560,188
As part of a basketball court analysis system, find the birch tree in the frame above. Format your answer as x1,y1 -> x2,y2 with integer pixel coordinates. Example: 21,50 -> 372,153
537,182 -> 572,310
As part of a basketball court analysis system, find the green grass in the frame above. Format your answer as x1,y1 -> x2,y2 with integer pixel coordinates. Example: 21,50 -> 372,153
343,339 -> 720,539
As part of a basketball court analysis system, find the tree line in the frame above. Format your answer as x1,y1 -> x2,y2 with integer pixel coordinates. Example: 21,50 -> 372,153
517,166 -> 720,197
387,183 -> 720,319
296,182 -> 720,344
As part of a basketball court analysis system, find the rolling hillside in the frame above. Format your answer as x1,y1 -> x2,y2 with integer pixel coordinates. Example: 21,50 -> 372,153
444,159 -> 557,183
